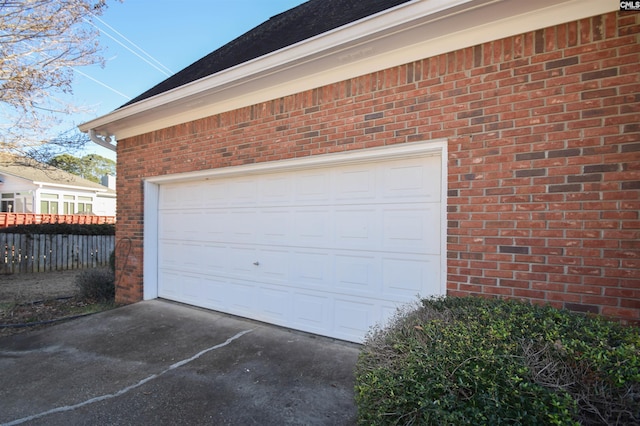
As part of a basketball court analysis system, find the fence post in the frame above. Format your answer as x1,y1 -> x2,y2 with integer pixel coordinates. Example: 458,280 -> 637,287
0,234 -> 7,274
25,234 -> 33,273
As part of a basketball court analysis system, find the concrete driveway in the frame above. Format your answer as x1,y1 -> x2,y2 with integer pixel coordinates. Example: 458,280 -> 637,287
0,300 -> 360,425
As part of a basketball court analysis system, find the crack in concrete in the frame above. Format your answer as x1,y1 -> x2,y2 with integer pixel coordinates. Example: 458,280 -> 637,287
2,329 -> 253,426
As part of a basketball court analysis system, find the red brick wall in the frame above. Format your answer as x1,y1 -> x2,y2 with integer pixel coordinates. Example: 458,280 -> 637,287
117,12 -> 639,323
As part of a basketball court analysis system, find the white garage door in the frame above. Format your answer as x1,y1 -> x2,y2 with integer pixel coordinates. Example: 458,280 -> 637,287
156,152 -> 443,342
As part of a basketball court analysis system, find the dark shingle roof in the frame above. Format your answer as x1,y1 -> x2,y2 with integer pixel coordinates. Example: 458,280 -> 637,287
122,0 -> 413,107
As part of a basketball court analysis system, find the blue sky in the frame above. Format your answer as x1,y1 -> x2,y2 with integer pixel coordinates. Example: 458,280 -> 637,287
69,0 -> 306,158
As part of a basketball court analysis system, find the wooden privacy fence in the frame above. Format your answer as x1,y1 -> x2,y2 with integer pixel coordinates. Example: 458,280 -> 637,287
0,233 -> 115,274
0,213 -> 116,228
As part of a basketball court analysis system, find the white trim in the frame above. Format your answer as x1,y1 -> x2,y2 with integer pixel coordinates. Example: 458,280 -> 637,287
145,139 -> 445,184
142,139 -> 447,302
80,0 -> 617,141
143,180 -> 159,300
439,141 -> 448,296
32,181 -> 108,193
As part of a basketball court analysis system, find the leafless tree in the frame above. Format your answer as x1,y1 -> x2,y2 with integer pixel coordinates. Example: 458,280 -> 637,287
0,0 -> 114,157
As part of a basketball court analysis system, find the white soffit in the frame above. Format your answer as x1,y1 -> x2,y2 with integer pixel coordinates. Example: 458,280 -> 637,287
79,0 -> 618,141
32,182 -> 108,192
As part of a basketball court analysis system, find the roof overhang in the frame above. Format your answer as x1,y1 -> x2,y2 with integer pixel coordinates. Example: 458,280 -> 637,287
32,181 -> 108,193
0,170 -> 108,193
79,0 -> 618,143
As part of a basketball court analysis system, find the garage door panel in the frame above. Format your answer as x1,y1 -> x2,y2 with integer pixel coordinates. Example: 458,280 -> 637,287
382,257 -> 429,299
181,274 -> 204,301
158,270 -> 181,299
157,151 -> 443,342
229,179 -> 259,205
179,242 -> 205,269
174,214 -> 205,240
159,271 -> 206,306
199,244 -> 229,273
158,211 -> 178,237
226,280 -> 256,316
202,180 -> 229,207
383,255 -> 441,297
382,157 -> 441,201
201,277 -> 229,310
159,241 -> 181,268
259,287 -> 292,321
291,251 -> 330,285
334,298 -> 375,341
159,213 -> 210,243
161,184 -> 204,209
202,211 -> 229,240
295,172 -> 331,202
292,292 -> 331,332
334,254 -> 377,293
228,246 -> 259,275
335,168 -> 376,200
160,242 -> 216,273
258,249 -> 289,280
259,209 -> 291,243
334,207 -> 377,249
158,212 -> 177,239
228,210 -> 259,242
383,205 -> 440,254
293,209 -> 331,243
260,175 -> 292,204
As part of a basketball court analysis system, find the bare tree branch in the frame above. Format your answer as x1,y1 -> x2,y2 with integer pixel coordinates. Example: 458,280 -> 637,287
0,0 -> 116,154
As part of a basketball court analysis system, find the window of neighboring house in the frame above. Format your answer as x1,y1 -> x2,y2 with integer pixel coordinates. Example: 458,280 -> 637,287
1,193 -> 14,212
40,193 -> 59,214
2,193 -> 30,213
63,195 -> 74,215
13,194 -> 25,213
77,196 -> 93,214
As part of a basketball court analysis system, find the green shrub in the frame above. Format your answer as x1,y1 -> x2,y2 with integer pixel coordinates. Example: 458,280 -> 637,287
355,297 -> 640,425
0,223 -> 115,235
75,268 -> 115,302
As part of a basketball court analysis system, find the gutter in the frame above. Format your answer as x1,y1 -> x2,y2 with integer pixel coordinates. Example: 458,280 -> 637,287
88,129 -> 116,152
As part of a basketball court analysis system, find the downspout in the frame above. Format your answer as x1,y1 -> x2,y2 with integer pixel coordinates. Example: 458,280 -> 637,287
88,129 -> 117,152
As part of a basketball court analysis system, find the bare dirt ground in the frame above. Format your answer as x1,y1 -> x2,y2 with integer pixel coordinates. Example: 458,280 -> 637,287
0,269 -> 113,337
0,269 -> 82,304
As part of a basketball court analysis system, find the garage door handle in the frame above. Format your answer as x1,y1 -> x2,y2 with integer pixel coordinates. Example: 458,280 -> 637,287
253,261 -> 260,266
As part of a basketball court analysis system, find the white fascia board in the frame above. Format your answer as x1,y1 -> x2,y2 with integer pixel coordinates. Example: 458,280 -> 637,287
79,0 -> 618,141
33,181 -> 108,193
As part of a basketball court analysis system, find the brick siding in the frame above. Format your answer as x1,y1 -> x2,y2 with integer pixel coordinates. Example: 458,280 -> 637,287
117,12 -> 639,323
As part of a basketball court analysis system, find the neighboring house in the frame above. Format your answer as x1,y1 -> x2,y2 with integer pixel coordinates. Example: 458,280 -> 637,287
80,0 -> 639,342
0,158 -> 116,216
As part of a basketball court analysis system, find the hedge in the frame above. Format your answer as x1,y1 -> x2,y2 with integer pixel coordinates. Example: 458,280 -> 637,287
355,297 -> 640,425
0,223 -> 115,235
